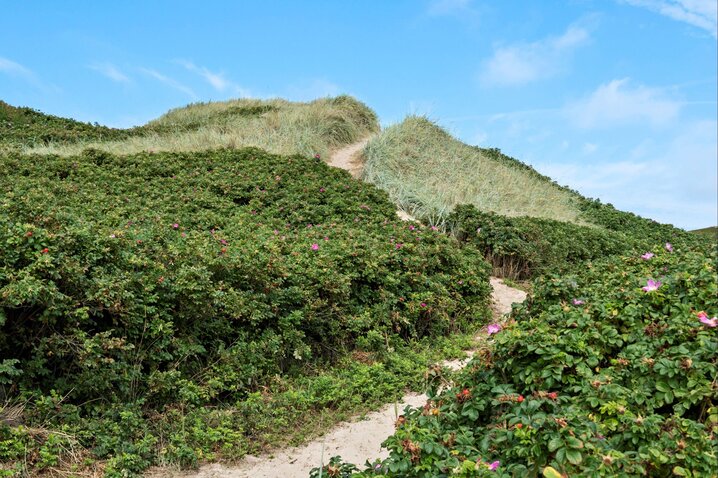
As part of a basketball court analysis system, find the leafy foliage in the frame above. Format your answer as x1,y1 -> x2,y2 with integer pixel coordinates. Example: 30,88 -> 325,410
339,244 -> 718,477
0,147 -> 490,475
0,100 -> 132,150
448,204 -> 702,279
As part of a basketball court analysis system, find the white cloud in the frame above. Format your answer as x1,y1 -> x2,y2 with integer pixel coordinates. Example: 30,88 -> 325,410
175,60 -> 252,97
565,78 -> 681,128
480,24 -> 590,86
621,0 -> 717,37
89,62 -> 130,83
0,57 -> 34,78
140,68 -> 197,99
534,119 -> 717,229
0,56 -> 58,92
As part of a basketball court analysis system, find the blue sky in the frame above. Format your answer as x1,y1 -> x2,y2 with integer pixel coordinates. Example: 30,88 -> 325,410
2,0 -> 716,229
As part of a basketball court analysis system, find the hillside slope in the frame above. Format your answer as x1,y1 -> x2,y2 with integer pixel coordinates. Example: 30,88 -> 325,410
2,95 -> 379,159
361,116 -> 584,224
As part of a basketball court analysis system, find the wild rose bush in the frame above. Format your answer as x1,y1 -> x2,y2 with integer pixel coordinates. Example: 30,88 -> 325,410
0,147 -> 491,474
448,205 -> 701,280
331,244 -> 717,477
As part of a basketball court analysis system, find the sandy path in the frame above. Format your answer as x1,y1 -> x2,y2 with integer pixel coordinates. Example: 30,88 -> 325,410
150,280 -> 525,478
326,136 -> 373,179
147,140 -> 528,478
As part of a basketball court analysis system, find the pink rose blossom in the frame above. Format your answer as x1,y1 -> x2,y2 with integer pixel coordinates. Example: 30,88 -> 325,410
698,311 -> 718,327
642,279 -> 661,292
488,461 -> 500,471
641,252 -> 654,260
311,243 -> 319,251
487,323 -> 502,335
572,299 -> 585,305
665,242 -> 673,252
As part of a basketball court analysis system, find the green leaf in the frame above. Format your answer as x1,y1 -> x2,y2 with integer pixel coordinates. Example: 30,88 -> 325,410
673,466 -> 687,476
566,449 -> 582,465
548,437 -> 563,452
656,381 -> 670,392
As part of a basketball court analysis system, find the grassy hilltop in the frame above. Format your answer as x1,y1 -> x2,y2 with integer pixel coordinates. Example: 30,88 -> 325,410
1,97 -> 715,477
1,95 -> 379,159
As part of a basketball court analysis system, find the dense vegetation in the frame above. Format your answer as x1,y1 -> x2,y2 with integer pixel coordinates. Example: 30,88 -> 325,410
17,95 -> 379,160
2,98 -> 714,477
320,242 -> 718,477
0,100 -> 132,152
0,147 -> 491,476
448,204 -> 700,279
361,116 -> 583,224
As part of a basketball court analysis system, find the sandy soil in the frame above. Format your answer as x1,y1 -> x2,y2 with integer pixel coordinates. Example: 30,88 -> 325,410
146,140 -> 528,478
326,136 -> 373,179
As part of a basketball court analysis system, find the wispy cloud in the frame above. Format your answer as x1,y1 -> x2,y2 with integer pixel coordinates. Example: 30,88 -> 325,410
480,23 -> 591,86
140,67 -> 197,99
0,57 -> 34,78
564,78 -> 682,128
89,62 -> 131,83
620,0 -> 717,37
0,56 -> 60,93
175,60 -> 252,97
535,119 -> 717,229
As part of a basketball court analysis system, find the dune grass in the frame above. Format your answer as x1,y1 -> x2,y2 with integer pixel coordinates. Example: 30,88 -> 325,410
361,116 -> 584,225
691,226 -> 718,240
22,95 -> 379,159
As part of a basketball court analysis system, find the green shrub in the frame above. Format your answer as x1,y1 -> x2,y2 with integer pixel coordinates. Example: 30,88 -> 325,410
338,244 -> 718,477
447,204 -> 704,280
0,146 -> 490,475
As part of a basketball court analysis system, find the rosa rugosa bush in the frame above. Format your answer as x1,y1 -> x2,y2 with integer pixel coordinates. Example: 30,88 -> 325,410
341,244 -> 717,477
0,147 -> 491,474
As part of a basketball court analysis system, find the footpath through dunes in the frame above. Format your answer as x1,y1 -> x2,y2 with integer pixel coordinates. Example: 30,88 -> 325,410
148,139 -> 528,478
151,279 -> 526,478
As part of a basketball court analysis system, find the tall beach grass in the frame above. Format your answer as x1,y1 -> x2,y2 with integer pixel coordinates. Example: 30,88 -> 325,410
361,116 -> 584,226
24,95 -> 379,159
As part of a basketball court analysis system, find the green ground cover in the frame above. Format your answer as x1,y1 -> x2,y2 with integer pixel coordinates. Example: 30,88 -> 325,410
0,147 -> 491,476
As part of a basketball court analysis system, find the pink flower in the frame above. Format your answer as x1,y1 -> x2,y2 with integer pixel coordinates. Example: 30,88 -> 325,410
314,153 -> 321,159
698,311 -> 718,327
487,323 -> 502,335
572,299 -> 585,305
409,225 -> 415,231
420,303 -> 427,308
488,461 -> 500,471
395,243 -> 403,249
311,243 -> 319,251
665,242 -> 673,252
172,223 -> 179,229
641,252 -> 654,260
109,234 -> 116,238
319,188 -> 325,192
323,236 -> 329,241
642,279 -> 662,292
431,226 -> 439,231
